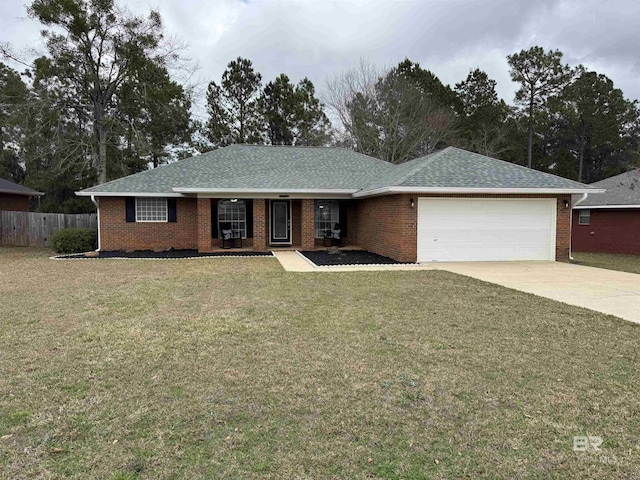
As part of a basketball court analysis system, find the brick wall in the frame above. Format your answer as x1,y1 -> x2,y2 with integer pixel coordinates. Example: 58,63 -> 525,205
253,199 -> 267,251
0,194 -> 30,212
300,199 -> 315,249
354,193 -> 572,263
291,200 -> 302,246
572,208 -> 640,255
99,197 -> 198,251
197,198 -> 212,252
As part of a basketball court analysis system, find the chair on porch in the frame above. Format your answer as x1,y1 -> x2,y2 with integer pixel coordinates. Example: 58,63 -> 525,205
219,222 -> 237,249
323,223 -> 343,247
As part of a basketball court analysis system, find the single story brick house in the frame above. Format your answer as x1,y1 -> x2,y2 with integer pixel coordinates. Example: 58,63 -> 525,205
76,145 -> 600,263
0,177 -> 44,212
572,169 -> 640,255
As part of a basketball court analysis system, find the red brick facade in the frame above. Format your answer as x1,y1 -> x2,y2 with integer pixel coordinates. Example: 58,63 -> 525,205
99,197 -> 198,251
97,193 -> 572,262
572,208 -> 640,255
0,193 -> 30,212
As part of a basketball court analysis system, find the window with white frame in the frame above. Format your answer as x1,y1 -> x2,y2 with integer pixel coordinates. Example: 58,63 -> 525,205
314,200 -> 339,237
218,200 -> 247,238
136,197 -> 168,222
578,209 -> 591,225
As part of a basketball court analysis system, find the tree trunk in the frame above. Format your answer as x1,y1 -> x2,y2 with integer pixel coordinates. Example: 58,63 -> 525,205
153,153 -> 159,169
94,103 -> 108,184
527,92 -> 534,169
578,116 -> 585,182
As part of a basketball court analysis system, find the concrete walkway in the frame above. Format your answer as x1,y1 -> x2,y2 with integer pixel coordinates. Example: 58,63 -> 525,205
274,251 -> 640,324
432,261 -> 640,324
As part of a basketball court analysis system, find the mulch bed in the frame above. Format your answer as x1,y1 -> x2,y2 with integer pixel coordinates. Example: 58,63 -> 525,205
299,250 -> 406,266
54,249 -> 273,259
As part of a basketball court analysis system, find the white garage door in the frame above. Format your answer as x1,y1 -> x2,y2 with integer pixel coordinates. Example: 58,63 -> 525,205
417,198 -> 556,262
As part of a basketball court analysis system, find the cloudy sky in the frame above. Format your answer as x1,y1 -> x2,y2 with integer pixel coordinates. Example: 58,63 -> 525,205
1,0 -> 639,119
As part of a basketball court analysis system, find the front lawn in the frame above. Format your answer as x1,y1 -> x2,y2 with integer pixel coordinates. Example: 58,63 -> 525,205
572,251 -> 640,274
1,247 -> 638,478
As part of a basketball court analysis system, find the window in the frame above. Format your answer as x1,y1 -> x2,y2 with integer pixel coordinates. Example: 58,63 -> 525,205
136,197 -> 167,222
314,200 -> 339,237
578,209 -> 591,225
218,199 -> 247,238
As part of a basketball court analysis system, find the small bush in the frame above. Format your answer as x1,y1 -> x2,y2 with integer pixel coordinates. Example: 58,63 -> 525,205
51,228 -> 98,254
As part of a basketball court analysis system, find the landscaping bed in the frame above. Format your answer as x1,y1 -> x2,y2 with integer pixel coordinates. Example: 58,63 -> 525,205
55,249 -> 273,259
299,249 -> 406,266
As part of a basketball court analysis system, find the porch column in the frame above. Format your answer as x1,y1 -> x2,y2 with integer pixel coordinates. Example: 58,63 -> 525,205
253,199 -> 267,251
301,199 -> 315,249
197,197 -> 212,252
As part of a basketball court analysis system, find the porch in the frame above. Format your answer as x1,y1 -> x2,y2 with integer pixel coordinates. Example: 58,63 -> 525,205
197,198 -> 357,253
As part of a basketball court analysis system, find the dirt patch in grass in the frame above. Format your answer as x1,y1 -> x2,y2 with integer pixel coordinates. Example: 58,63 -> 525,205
55,249 -> 273,259
572,251 -> 640,275
1,246 -> 639,478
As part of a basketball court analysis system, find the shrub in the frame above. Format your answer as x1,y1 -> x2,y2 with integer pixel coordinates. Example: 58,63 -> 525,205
51,228 -> 98,254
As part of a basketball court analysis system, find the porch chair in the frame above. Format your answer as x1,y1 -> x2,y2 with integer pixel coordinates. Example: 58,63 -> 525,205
220,222 -> 234,249
323,223 -> 343,247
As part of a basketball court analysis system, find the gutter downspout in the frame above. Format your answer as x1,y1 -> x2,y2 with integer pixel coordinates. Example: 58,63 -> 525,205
569,193 -> 588,261
90,195 -> 100,251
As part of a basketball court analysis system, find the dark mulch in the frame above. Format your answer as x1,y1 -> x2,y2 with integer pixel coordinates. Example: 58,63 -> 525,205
56,249 -> 273,259
299,249 -> 406,266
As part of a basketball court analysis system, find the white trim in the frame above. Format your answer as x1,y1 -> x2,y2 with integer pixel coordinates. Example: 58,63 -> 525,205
173,187 -> 356,194
76,191 -> 185,197
573,204 -> 640,210
135,197 -> 168,223
353,186 -> 604,197
269,199 -> 292,245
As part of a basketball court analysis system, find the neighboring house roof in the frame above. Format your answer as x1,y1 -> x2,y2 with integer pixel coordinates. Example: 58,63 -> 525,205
76,145 -> 598,197
575,169 -> 640,208
0,177 -> 44,196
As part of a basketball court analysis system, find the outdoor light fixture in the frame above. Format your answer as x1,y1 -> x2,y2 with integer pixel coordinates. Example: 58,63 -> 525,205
410,198 -> 415,208
230,198 -> 238,203
563,199 -> 569,208
318,205 -> 324,209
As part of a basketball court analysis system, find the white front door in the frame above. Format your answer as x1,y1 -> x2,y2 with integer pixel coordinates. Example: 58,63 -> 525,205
417,198 -> 556,262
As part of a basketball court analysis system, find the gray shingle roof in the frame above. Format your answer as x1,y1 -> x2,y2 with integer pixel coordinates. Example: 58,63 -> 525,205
357,147 -> 596,193
77,145 -> 595,196
0,177 -> 43,196
579,170 -> 640,206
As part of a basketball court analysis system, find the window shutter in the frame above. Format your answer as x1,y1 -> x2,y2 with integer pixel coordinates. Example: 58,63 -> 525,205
211,200 -> 218,238
339,201 -> 348,237
246,200 -> 254,238
125,197 -> 136,222
167,199 -> 177,222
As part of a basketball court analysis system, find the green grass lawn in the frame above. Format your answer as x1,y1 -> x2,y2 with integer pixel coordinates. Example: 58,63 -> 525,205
572,251 -> 640,275
1,248 -> 639,479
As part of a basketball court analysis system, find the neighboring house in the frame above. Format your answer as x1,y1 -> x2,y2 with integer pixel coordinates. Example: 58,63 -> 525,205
0,177 -> 44,212
76,145 -> 599,263
572,169 -> 640,255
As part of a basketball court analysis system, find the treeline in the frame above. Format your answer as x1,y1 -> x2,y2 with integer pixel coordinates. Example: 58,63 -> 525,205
1,0 -> 638,213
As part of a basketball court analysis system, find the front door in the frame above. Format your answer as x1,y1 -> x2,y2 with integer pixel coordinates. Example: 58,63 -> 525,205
270,200 -> 291,244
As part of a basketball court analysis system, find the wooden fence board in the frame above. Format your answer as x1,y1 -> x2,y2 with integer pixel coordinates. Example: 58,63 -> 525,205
0,211 -> 97,247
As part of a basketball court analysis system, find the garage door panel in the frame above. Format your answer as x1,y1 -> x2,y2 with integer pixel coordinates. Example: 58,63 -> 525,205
417,198 -> 555,262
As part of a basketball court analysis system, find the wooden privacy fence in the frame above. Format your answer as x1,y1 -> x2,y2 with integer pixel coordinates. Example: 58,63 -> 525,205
0,211 -> 97,247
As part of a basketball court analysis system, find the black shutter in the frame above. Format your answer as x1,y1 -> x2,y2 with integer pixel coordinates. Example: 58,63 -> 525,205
211,200 -> 218,238
245,200 -> 253,238
339,201 -> 348,237
125,197 -> 136,222
167,198 -> 177,222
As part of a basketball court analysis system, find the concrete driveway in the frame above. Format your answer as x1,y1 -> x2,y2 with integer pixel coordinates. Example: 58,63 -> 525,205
431,261 -> 640,324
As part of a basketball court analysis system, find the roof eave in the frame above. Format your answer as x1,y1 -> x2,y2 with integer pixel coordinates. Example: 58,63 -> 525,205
75,191 -> 185,197
573,204 -> 640,209
353,186 -> 604,198
0,188 -> 45,197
